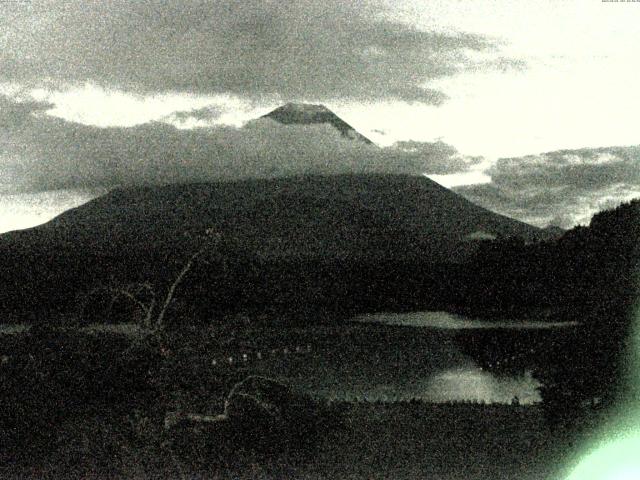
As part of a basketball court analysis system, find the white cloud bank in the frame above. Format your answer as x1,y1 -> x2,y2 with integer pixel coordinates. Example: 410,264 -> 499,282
455,146 -> 640,228
0,95 -> 477,195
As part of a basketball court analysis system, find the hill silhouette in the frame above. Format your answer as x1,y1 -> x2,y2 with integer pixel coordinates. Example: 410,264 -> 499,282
41,174 -> 546,257
0,103 -> 558,321
0,173 -> 552,321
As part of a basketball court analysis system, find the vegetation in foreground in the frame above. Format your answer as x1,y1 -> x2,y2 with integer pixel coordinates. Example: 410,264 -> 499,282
0,323 -> 612,479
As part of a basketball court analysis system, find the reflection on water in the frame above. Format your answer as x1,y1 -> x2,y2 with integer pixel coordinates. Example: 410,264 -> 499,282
251,317 -> 550,405
289,366 -> 541,405
0,324 -> 29,335
1,312 -> 557,405
353,311 -> 578,330
426,367 -> 540,405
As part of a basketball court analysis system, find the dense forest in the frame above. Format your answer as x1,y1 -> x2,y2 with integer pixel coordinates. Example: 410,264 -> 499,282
457,199 -> 639,415
98,198 -> 639,329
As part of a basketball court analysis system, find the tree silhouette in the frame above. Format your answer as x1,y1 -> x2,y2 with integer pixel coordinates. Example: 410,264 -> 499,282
80,229 -> 221,332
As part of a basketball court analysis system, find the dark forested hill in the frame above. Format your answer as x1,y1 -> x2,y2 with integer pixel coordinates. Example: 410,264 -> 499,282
0,173 -> 551,320
453,199 -> 640,411
36,173 -> 547,259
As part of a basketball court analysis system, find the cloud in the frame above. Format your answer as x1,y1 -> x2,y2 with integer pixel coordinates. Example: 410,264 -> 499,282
0,189 -> 103,233
393,140 -> 482,175
454,146 -> 640,228
0,0 -> 522,104
169,106 -> 223,122
0,95 -> 475,194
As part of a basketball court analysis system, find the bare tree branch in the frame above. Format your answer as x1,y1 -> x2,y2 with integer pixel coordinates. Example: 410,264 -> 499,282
84,230 -> 219,335
154,244 -> 209,330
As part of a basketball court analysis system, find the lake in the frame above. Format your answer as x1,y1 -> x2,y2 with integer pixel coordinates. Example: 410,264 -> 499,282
352,310 -> 579,330
1,311 -> 578,405
250,311 -> 579,405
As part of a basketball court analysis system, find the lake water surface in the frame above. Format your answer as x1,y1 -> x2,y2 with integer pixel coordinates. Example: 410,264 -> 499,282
352,311 -> 579,330
254,311 -> 579,405
1,312 -> 577,405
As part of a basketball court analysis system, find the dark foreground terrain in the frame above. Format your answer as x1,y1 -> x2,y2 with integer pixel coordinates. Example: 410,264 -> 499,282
0,324 -> 608,480
1,400 -> 588,480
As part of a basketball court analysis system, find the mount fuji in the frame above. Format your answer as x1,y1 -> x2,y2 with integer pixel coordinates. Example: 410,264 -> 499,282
262,102 -> 373,144
0,104 -> 556,320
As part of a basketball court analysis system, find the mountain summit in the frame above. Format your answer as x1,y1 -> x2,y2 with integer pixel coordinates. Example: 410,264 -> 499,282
262,103 -> 373,144
0,102 -> 556,320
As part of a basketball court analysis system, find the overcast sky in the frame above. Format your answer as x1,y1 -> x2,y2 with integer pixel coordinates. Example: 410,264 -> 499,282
1,0 -> 639,232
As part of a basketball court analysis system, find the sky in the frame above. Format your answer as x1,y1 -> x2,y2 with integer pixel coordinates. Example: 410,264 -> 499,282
0,0 -> 639,232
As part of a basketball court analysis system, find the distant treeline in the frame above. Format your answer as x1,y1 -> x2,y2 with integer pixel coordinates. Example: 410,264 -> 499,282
1,199 -> 637,330
458,198 -> 639,322
93,198 -> 638,328
457,199 -> 639,416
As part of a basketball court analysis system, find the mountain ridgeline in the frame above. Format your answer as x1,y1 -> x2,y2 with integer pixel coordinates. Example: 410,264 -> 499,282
262,103 -> 374,144
0,173 -> 553,321
5,102 -> 632,326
